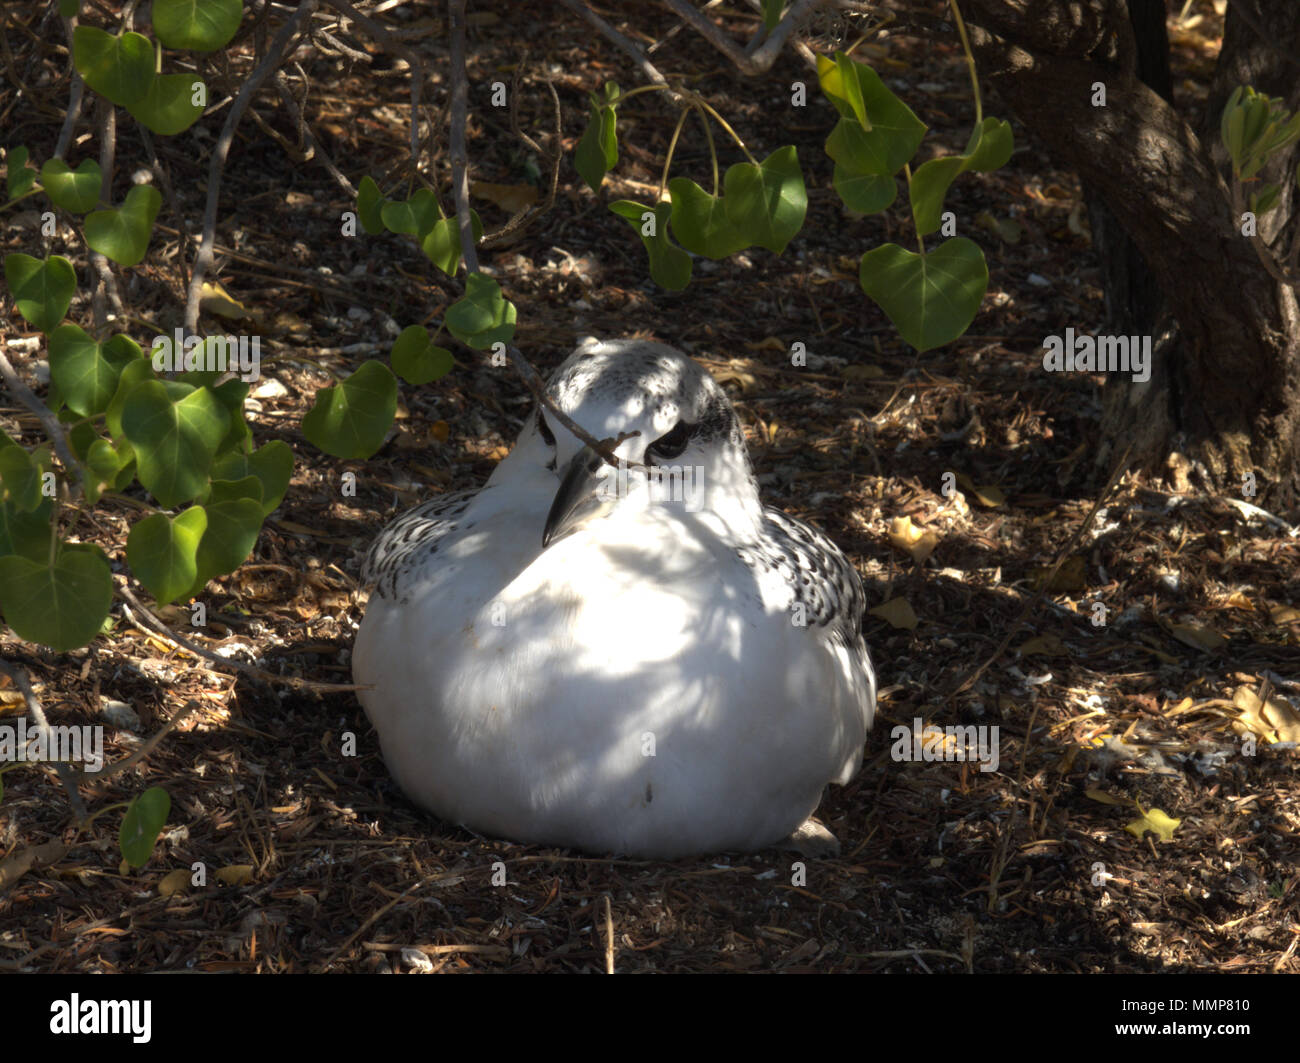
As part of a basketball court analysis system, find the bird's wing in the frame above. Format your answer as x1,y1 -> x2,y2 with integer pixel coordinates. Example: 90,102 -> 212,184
361,488 -> 480,598
755,507 -> 868,648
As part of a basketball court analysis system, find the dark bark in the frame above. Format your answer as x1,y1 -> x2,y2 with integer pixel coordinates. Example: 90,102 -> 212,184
963,0 -> 1300,512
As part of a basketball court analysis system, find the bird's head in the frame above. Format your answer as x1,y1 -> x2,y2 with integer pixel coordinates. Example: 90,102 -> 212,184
507,338 -> 759,547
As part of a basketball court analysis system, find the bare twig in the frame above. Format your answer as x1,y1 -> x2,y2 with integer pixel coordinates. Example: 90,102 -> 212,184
184,0 -> 318,334
603,894 -> 615,974
319,0 -> 425,162
89,698 -> 201,781
556,0 -> 683,102
481,61 -> 562,248
53,14 -> 85,158
116,579 -> 365,693
660,0 -> 828,75
0,347 -> 81,487
447,0 -> 478,277
0,659 -> 88,820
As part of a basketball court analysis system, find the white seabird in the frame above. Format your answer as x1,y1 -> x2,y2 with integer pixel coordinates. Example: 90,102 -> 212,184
354,338 -> 876,858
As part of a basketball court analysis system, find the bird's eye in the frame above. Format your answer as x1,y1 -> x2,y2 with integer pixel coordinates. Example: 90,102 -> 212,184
648,420 -> 692,460
537,410 -> 556,447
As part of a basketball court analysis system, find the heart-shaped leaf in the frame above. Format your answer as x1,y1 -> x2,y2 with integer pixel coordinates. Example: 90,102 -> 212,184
420,210 -> 483,276
356,176 -> 387,234
127,73 -> 207,135
723,147 -> 807,254
832,165 -> 896,213
121,380 -> 230,507
445,274 -> 518,349
3,253 -> 76,332
0,543 -> 113,651
152,0 -> 243,51
84,184 -> 162,267
72,26 -> 153,107
6,146 -> 38,199
858,237 -> 988,352
380,188 -> 440,238
609,200 -> 692,290
119,786 -> 171,868
575,99 -> 618,193
126,507 -> 208,604
48,325 -> 143,417
391,325 -> 455,385
210,440 -> 293,517
962,117 -> 1014,172
302,360 -> 398,459
667,177 -> 749,258
40,158 -> 102,213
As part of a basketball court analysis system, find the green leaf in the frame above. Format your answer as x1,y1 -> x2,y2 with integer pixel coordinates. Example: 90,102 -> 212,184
189,498 -> 262,590
962,117 -> 1014,172
210,440 -> 292,518
761,0 -> 783,32
380,188 -> 440,238
0,446 -> 42,512
0,497 -> 52,561
39,158 -> 102,213
609,200 -> 692,291
84,184 -> 162,267
301,360 -> 398,459
391,325 -> 455,385
420,210 -> 484,276
832,165 -> 896,213
119,787 -> 171,869
48,325 -> 142,417
723,147 -> 807,254
152,0 -> 243,51
575,100 -> 618,193
444,274 -> 518,349
206,475 -> 262,505
126,507 -> 207,604
0,543 -> 113,651
72,26 -> 153,107
3,253 -> 76,332
908,156 -> 967,237
6,146 -> 38,199
817,54 -> 927,170
909,118 -> 1014,236
59,0 -> 80,15
356,176 -> 387,235
121,380 -> 230,507
667,178 -> 749,258
84,438 -> 132,504
858,237 -> 988,353
127,73 -> 207,136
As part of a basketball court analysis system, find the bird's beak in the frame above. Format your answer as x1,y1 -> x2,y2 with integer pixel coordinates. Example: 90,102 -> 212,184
543,445 -> 618,548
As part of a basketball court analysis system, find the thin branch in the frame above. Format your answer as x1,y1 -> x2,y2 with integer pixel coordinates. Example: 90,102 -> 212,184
660,0 -> 828,76
115,579 -> 366,693
0,347 -> 81,488
183,0 -> 318,334
319,0 -> 425,162
447,0 -> 478,276
0,659 -> 88,820
556,0 -> 684,102
89,698 -> 200,782
53,14 -> 85,159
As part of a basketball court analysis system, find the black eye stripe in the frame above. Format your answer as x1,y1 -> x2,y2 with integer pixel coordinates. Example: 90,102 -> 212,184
649,420 -> 692,459
537,410 -> 556,447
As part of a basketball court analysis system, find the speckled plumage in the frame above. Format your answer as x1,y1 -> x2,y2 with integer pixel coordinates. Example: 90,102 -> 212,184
354,338 -> 876,858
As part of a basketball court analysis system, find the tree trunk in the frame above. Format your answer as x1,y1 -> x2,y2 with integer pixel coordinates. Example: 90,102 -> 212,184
964,0 -> 1300,513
